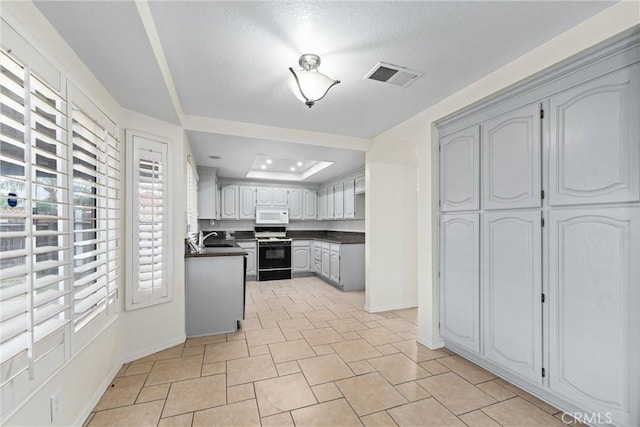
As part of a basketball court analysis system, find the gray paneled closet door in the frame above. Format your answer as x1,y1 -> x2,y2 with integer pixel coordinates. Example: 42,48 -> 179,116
482,103 -> 541,210
440,213 -> 480,353
548,65 -> 640,206
548,207 -> 639,426
482,210 -> 542,384
440,126 -> 479,212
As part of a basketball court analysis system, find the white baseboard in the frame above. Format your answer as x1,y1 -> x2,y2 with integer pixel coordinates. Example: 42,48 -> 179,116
417,335 -> 445,350
364,302 -> 417,313
73,361 -> 122,427
123,334 -> 186,364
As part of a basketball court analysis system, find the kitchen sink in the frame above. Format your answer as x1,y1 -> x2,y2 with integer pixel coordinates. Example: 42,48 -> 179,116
206,243 -> 235,248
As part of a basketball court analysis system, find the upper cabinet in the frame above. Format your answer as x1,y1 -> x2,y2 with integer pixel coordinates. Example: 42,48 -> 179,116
256,187 -> 288,207
326,186 -> 335,220
355,175 -> 365,194
440,126 -> 480,212
220,185 -> 239,219
548,66 -> 639,206
239,186 -> 256,219
303,189 -> 317,219
197,167 -> 219,219
334,182 -> 344,219
317,187 -> 327,220
482,103 -> 541,210
288,188 -> 303,220
343,179 -> 355,219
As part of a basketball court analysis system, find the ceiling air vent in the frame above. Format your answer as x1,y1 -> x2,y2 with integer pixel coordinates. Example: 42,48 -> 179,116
364,62 -> 424,88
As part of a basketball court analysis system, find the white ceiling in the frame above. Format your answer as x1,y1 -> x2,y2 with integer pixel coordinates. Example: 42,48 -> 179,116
34,1 -> 615,180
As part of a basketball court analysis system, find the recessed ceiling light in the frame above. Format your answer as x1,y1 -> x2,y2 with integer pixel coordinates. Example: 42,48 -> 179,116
266,159 -> 272,164
290,167 -> 296,171
297,161 -> 302,167
261,165 -> 266,170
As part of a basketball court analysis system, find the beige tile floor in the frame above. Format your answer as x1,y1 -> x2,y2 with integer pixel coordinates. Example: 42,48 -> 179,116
85,276 -> 574,427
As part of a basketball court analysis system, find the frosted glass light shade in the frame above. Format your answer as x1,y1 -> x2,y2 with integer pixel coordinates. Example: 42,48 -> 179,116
289,54 -> 340,108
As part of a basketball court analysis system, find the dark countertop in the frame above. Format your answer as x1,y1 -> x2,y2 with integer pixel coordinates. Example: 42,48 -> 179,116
185,240 -> 248,258
287,230 -> 365,244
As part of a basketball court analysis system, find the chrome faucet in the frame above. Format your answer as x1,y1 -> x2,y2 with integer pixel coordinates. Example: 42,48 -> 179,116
198,231 -> 218,248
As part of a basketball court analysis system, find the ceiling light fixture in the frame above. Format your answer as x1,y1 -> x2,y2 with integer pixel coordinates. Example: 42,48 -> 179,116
289,54 -> 340,108
290,167 -> 296,171
266,159 -> 272,164
261,165 -> 266,170
297,161 -> 303,167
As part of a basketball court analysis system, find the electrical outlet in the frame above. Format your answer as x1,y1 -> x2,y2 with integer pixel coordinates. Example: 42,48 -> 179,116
50,390 -> 62,422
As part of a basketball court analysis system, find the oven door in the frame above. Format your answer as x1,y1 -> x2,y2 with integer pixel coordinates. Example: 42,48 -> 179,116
258,242 -> 291,270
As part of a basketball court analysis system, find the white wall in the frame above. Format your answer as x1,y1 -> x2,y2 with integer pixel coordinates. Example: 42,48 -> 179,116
364,137 -> 418,312
120,109 -> 188,362
370,2 -> 640,349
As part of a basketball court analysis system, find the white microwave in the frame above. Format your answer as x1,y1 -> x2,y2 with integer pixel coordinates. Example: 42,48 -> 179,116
255,208 -> 289,225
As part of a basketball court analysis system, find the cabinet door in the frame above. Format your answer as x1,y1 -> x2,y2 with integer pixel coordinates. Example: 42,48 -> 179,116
288,188 -> 303,220
221,186 -> 238,219
548,207 -> 639,426
245,249 -> 256,276
197,171 -> 217,219
327,186 -> 335,220
303,189 -> 317,219
343,180 -> 355,219
482,211 -> 542,383
321,249 -> 330,278
317,188 -> 327,220
334,183 -> 344,219
440,126 -> 479,212
330,250 -> 340,283
256,187 -> 272,206
440,213 -> 480,353
272,188 -> 288,206
482,103 -> 541,210
293,246 -> 310,272
549,66 -> 639,206
239,186 -> 256,219
355,176 -> 365,194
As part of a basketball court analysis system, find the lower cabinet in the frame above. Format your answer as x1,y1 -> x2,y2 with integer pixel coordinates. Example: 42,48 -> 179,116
237,241 -> 256,278
292,240 -> 311,273
312,240 -> 364,291
547,207 -> 639,426
482,211 -> 542,384
329,246 -> 340,283
321,247 -> 330,278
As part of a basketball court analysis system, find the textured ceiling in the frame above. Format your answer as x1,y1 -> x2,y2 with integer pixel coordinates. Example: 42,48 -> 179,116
33,1 -> 615,177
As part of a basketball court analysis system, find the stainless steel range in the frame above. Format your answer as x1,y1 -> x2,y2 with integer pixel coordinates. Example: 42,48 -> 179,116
255,226 -> 292,281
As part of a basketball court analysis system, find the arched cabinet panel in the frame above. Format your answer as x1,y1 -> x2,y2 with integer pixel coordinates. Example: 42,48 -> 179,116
440,213 -> 480,353
548,207 -> 639,426
482,103 -> 541,210
549,66 -> 639,206
440,127 -> 479,212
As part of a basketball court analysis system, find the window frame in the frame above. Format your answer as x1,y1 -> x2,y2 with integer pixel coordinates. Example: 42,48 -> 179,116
125,130 -> 172,311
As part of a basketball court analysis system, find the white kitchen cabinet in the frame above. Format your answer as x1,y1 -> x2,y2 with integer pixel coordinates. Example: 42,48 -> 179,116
440,213 -> 480,354
237,241 -> 256,277
292,240 -> 311,273
272,188 -> 288,206
197,167 -> 218,219
330,247 -> 340,283
326,186 -> 335,220
288,188 -> 303,220
482,103 -> 541,210
482,210 -> 542,383
256,187 -> 272,205
343,179 -> 355,219
355,175 -> 365,194
321,247 -> 330,278
303,189 -> 317,219
548,66 -> 639,206
220,185 -> 239,219
333,182 -> 344,219
317,187 -> 327,220
239,186 -> 256,219
440,126 -> 479,212
548,207 -> 639,426
256,187 -> 289,207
